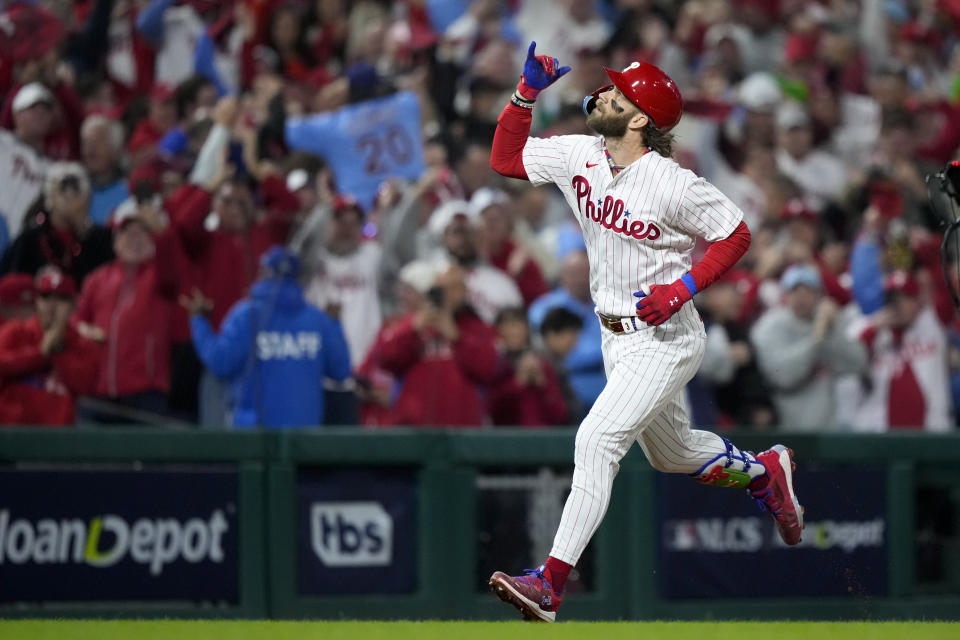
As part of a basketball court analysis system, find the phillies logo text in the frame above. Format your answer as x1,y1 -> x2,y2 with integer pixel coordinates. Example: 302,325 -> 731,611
573,176 -> 662,241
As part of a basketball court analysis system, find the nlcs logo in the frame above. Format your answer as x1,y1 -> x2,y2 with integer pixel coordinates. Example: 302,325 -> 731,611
310,502 -> 393,567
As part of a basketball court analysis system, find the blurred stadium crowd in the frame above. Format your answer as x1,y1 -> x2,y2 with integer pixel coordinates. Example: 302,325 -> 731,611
0,0 -> 959,432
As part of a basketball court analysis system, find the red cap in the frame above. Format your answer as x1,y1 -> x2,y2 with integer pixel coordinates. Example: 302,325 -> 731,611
35,266 -> 76,298
784,33 -> 819,63
184,0 -> 225,13
601,61 -> 683,130
150,84 -> 175,102
717,267 -> 760,324
0,273 -> 36,306
738,0 -> 781,17
86,104 -> 125,120
781,198 -> 818,222
942,0 -> 960,22
333,193 -> 362,214
258,174 -> 301,217
0,3 -> 65,64
408,22 -> 438,51
869,180 -> 904,219
899,21 -> 929,42
128,122 -> 162,155
128,162 -> 162,195
884,270 -> 920,297
307,67 -> 336,90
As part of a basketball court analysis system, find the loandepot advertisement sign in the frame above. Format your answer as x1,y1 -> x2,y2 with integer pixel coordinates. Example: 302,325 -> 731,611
0,509 -> 229,575
0,468 -> 239,603
658,464 -> 888,598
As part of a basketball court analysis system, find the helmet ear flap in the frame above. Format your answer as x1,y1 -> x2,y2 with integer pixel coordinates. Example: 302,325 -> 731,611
582,84 -> 614,116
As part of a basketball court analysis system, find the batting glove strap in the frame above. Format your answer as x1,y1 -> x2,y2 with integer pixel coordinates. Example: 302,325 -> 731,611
634,279 -> 694,326
517,79 -> 542,101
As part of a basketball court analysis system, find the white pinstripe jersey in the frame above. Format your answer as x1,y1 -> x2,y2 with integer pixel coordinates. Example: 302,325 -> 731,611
522,134 -> 743,321
0,130 -> 49,239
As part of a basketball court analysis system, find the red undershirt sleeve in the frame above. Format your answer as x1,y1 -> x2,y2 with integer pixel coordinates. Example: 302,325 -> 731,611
689,221 -> 751,292
490,103 -> 533,180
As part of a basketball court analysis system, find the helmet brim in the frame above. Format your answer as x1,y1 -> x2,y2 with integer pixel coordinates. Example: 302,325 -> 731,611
582,83 -> 614,116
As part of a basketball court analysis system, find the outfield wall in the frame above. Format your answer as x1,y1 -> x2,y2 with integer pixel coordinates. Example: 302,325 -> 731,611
0,428 -> 958,621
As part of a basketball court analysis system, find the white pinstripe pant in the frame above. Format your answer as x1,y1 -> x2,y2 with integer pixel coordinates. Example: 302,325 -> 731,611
550,316 -> 734,565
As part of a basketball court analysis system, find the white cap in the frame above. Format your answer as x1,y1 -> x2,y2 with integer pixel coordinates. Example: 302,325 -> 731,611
111,194 -> 165,228
469,187 -> 509,216
398,260 -> 438,294
775,101 -> 810,130
43,161 -> 90,203
780,264 -> 822,291
427,199 -> 474,239
286,168 -> 309,193
110,198 -> 139,227
737,73 -> 782,112
703,23 -> 751,55
13,82 -> 54,113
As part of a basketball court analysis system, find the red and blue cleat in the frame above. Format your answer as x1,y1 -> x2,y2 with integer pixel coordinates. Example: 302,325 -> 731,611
489,565 -> 563,622
750,444 -> 804,545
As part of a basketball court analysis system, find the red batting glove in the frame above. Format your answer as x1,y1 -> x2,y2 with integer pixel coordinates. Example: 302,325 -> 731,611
634,280 -> 693,326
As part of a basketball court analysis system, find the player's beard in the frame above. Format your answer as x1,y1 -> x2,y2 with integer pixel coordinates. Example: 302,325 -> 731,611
586,108 -> 632,139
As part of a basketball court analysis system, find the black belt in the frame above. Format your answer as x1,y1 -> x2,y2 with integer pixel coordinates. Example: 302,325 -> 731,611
597,312 -> 640,334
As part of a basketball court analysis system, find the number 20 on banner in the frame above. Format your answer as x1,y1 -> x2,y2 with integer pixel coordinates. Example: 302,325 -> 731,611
356,126 -> 414,175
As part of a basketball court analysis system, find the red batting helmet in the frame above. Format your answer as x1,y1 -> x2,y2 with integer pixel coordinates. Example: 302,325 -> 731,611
582,62 -> 683,131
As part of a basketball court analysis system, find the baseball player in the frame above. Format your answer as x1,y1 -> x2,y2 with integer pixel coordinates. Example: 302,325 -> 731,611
487,43 -> 804,622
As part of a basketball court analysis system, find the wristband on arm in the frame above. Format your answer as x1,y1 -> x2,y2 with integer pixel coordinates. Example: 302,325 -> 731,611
680,272 -> 698,297
511,92 -> 536,109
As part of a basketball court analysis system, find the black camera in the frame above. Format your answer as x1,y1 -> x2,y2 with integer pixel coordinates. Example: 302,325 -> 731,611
945,161 -> 960,201
930,161 -> 960,205
133,181 -> 156,205
426,286 -> 445,308
58,174 -> 83,195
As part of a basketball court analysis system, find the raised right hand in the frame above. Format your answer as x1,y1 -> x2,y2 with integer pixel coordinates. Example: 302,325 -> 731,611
40,327 -> 66,356
517,41 -> 572,100
812,297 -> 839,338
212,96 -> 240,128
179,288 -> 215,318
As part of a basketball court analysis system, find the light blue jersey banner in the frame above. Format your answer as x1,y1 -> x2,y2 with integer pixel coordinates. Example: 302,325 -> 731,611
285,91 -> 425,210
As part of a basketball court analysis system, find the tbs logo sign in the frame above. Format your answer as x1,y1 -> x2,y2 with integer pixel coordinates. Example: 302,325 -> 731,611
310,502 -> 392,567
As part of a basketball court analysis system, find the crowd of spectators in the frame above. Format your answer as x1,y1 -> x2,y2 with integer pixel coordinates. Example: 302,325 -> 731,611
0,0 -> 959,432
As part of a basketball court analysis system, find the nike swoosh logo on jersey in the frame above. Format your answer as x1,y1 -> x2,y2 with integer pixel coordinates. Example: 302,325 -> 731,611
586,162 -> 599,168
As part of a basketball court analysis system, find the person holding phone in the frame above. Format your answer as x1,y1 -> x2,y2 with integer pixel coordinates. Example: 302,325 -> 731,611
375,264 -> 499,427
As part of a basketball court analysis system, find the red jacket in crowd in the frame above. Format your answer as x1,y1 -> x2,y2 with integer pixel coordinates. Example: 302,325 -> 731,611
170,177 -> 297,332
354,328 -> 399,427
0,318 -> 99,425
488,238 -> 549,307
75,232 -> 179,398
377,310 -> 499,427
487,353 -> 568,427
